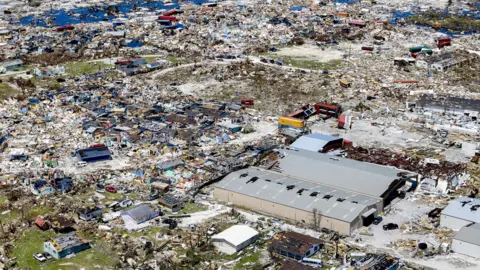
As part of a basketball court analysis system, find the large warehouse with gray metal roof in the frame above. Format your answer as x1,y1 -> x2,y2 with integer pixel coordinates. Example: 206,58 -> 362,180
213,149 -> 418,235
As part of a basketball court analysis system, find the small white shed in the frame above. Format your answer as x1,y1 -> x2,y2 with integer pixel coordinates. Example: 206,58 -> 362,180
440,197 -> 480,231
211,225 -> 258,255
452,223 -> 480,258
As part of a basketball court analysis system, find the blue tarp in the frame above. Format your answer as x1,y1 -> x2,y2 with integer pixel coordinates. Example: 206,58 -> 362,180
290,6 -> 307,11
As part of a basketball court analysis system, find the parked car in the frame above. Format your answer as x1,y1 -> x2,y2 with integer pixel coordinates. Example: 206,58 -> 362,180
33,253 -> 46,262
373,216 -> 383,225
105,186 -> 117,193
162,218 -> 176,225
76,161 -> 87,167
271,218 -> 285,225
162,218 -> 177,229
107,201 -> 119,209
147,192 -> 159,201
207,227 -> 217,236
96,183 -> 105,190
383,223 -> 399,231
119,199 -> 133,208
43,252 -> 53,260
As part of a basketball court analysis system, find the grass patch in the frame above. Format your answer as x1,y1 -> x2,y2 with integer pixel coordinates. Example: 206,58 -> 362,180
11,229 -> 56,268
144,56 -> 157,62
263,54 -> 342,70
42,247 -> 117,270
180,202 -> 208,214
0,83 -> 19,99
234,251 -> 261,269
102,192 -> 124,201
29,206 -> 53,217
0,196 -> 7,205
12,229 -> 118,270
65,61 -> 112,77
0,210 -> 20,223
0,206 -> 53,225
166,56 -> 195,65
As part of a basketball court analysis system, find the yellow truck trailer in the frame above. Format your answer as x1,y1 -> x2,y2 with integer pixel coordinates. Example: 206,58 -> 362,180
278,116 -> 305,129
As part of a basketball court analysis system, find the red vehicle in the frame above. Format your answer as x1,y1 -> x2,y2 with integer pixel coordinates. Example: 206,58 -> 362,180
158,15 -> 177,21
90,143 -> 106,148
115,59 -> 132,65
105,186 -> 117,193
56,25 -> 75,31
314,103 -> 342,118
241,98 -> 254,106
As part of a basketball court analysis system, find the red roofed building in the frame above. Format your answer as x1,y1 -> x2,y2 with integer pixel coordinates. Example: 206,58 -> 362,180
35,216 -> 49,230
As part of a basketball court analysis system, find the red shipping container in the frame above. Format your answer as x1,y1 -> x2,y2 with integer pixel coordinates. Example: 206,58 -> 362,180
56,25 -> 74,31
314,103 -> 342,117
343,139 -> 353,148
338,115 -> 346,128
158,16 -> 177,21
338,114 -> 352,129
437,38 -> 451,48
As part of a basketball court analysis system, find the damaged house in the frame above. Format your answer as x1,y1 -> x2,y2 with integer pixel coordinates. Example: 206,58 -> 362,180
271,231 -> 322,260
415,51 -> 478,72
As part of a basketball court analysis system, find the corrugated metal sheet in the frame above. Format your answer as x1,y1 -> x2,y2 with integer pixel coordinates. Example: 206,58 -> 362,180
278,148 -> 402,198
290,134 -> 341,152
215,167 -> 376,223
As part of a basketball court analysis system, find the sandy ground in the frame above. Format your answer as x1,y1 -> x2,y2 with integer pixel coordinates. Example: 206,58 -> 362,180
228,120 -> 278,145
309,117 -> 477,162
275,45 -> 344,62
176,79 -> 222,96
58,156 -> 132,174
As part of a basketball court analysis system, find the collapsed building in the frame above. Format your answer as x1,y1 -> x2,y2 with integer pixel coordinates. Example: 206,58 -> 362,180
415,51 -> 478,72
214,148 -> 418,234
410,95 -> 480,118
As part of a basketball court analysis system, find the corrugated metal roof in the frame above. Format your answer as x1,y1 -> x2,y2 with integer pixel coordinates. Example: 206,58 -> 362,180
454,223 -> 480,246
77,146 -> 111,160
212,225 -> 258,246
123,204 -> 157,222
290,133 -> 341,152
442,197 -> 480,224
278,148 -> 403,197
215,167 -> 376,223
